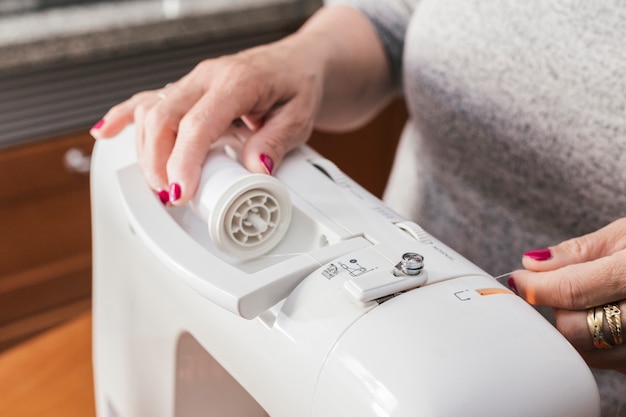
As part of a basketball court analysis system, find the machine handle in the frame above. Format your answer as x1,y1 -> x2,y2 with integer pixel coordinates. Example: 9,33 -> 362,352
115,163 -> 371,319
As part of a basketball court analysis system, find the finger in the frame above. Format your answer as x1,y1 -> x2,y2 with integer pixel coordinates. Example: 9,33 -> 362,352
522,218 -> 626,272
582,348 -> 626,374
130,96 -> 168,191
166,104 -> 241,205
554,301 -> 626,371
139,86 -> 203,195
241,100 -> 315,175
166,70 -> 271,205
511,249 -> 626,309
90,91 -> 156,139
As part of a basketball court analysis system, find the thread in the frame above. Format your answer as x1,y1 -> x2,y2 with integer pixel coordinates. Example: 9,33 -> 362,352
190,142 -> 292,260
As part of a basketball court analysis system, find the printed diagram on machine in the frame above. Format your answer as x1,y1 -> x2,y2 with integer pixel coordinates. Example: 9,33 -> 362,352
322,258 -> 376,279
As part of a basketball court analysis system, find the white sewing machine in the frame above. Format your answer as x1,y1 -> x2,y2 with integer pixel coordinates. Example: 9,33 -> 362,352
91,124 -> 600,417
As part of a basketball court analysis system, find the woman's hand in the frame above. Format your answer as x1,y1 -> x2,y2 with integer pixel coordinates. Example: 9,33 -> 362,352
90,5 -> 394,206
510,217 -> 626,373
91,38 -> 324,205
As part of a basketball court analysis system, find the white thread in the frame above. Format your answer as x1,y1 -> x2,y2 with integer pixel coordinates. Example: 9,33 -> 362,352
190,144 -> 292,260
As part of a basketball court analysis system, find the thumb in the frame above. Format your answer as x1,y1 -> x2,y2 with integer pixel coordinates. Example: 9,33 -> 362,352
510,249 -> 626,309
522,218 -> 626,272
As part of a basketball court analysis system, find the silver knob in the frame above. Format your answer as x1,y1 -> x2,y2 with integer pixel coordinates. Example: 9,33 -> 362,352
394,252 -> 424,276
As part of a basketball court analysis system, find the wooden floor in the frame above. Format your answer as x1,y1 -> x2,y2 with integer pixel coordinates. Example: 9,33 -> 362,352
0,311 -> 96,417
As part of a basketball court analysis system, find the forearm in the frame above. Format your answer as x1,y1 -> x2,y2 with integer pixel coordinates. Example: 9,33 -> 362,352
288,4 -> 397,131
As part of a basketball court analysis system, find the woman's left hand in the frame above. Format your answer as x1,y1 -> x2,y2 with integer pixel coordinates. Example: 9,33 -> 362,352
510,217 -> 626,374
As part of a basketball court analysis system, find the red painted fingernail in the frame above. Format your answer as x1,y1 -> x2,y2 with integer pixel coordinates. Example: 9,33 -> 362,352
169,183 -> 182,203
91,119 -> 104,130
507,277 -> 519,295
523,248 -> 552,261
157,189 -> 169,205
260,153 -> 274,175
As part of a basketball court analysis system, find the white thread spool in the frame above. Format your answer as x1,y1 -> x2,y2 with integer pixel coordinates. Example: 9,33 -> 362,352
190,145 -> 292,260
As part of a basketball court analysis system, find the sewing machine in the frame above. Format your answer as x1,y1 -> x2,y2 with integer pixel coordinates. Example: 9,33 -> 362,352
91,124 -> 600,417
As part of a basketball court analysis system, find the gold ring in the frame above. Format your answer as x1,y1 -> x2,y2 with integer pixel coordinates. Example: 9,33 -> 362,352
603,304 -> 623,346
587,306 -> 613,349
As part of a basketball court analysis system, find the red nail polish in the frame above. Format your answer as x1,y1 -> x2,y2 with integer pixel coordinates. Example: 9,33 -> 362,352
260,153 -> 274,175
169,183 -> 182,202
157,189 -> 169,205
91,119 -> 104,130
507,277 -> 519,295
524,248 -> 552,261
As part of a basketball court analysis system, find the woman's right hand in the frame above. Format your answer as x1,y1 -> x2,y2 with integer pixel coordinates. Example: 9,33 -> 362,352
511,218 -> 626,374
90,5 -> 394,206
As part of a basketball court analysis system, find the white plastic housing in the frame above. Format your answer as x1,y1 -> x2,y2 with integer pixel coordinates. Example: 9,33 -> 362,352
91,125 -> 601,417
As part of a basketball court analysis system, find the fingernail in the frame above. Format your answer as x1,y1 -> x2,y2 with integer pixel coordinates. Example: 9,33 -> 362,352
91,119 -> 104,130
156,189 -> 169,205
260,153 -> 274,175
169,183 -> 181,203
523,248 -> 552,261
507,277 -> 519,295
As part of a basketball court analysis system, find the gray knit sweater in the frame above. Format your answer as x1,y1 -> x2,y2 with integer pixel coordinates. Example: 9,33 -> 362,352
327,0 -> 626,414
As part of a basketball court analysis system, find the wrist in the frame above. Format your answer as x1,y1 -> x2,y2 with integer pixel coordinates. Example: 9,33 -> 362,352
293,5 -> 395,130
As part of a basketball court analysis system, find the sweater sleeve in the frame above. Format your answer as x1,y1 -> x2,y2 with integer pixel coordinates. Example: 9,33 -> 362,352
323,0 -> 418,88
